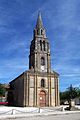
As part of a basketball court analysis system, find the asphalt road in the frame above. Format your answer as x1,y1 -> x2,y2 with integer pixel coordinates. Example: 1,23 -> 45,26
6,113 -> 80,120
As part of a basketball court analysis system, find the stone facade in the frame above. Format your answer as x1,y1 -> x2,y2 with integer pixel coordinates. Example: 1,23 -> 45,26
8,12 -> 60,107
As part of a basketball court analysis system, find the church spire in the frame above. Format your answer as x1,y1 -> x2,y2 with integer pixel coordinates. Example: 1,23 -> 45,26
34,12 -> 46,38
36,12 -> 43,29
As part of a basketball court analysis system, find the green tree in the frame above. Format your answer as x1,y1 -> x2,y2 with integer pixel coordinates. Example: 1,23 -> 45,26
76,88 -> 80,97
67,84 -> 77,101
60,84 -> 78,105
0,84 -> 6,97
60,91 -> 69,104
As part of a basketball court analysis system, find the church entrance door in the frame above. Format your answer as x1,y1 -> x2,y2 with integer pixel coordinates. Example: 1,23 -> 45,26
39,91 -> 46,107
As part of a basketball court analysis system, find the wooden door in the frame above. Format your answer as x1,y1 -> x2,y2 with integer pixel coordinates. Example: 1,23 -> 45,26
39,91 -> 46,107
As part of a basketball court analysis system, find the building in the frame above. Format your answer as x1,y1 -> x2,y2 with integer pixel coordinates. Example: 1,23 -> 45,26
8,13 -> 60,107
0,84 -> 9,105
74,97 -> 80,105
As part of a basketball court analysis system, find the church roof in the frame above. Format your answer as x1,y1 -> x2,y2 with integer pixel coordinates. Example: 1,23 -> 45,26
52,70 -> 59,76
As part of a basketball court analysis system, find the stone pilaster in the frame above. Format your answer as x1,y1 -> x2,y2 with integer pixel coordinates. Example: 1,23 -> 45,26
34,74 -> 37,106
55,77 -> 59,106
34,52 -> 37,72
36,74 -> 37,106
48,75 -> 51,106
57,78 -> 60,106
45,42 -> 47,51
47,53 -> 51,73
50,76 -> 52,106
23,73 -> 29,106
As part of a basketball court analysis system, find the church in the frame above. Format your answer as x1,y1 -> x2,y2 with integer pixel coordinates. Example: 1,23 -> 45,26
8,13 -> 60,107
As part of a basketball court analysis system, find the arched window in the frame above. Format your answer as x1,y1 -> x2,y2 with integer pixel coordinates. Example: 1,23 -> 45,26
40,40 -> 42,50
41,29 -> 43,35
47,43 -> 49,50
43,41 -> 45,51
41,79 -> 45,87
37,30 -> 38,35
41,57 -> 45,65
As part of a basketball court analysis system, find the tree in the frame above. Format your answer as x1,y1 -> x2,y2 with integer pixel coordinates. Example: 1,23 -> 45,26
67,84 -> 77,101
76,88 -> 80,97
60,84 -> 78,105
0,84 -> 6,97
60,91 -> 69,104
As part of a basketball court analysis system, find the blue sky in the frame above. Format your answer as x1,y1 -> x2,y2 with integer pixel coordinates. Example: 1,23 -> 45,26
0,0 -> 80,91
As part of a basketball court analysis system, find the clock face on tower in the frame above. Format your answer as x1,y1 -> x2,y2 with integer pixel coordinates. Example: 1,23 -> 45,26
41,66 -> 44,71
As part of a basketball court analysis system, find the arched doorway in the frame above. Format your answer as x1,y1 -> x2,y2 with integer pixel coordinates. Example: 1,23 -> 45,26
39,91 -> 46,107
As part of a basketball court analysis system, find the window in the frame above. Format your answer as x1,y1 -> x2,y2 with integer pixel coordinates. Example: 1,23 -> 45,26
37,30 -> 38,35
41,79 -> 45,87
41,57 -> 45,65
37,30 -> 40,35
41,29 -> 43,35
40,40 -> 42,50
43,41 -> 45,51
47,43 -> 49,50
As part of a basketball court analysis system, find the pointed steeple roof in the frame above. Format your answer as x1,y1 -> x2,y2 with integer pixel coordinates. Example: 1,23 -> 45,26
36,12 -> 43,29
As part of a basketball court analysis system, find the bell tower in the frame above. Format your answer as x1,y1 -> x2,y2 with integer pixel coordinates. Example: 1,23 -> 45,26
29,12 -> 51,73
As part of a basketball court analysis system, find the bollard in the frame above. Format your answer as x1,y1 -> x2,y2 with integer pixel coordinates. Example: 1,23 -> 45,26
38,107 -> 40,113
11,109 -> 15,115
62,106 -> 65,111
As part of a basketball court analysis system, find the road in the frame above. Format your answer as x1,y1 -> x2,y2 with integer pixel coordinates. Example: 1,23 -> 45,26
6,113 -> 80,120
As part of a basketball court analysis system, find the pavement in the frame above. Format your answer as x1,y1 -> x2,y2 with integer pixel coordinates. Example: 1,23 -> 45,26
9,113 -> 80,120
0,110 -> 80,120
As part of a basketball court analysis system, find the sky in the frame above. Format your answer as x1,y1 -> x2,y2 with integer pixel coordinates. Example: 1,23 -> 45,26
0,0 -> 80,91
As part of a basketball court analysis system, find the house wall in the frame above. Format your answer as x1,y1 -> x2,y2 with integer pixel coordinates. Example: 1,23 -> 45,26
9,74 -> 24,106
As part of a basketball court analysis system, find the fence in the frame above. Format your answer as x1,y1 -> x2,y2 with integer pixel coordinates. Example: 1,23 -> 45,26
0,106 -> 64,116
